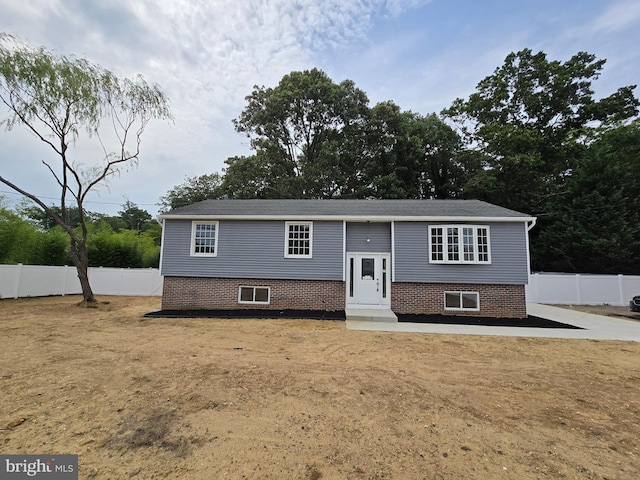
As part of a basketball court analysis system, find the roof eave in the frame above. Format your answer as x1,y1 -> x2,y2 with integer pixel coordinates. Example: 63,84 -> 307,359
159,214 -> 536,223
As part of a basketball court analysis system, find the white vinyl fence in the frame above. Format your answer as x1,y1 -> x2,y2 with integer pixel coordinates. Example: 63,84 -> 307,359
1,265 -> 638,305
0,264 -> 163,299
526,273 -> 640,306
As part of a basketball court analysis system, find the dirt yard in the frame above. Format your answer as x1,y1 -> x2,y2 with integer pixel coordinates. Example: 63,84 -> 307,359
1,296 -> 639,479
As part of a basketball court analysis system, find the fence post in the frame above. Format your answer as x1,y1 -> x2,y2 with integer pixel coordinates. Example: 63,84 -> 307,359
618,274 -> 625,306
62,265 -> 68,296
575,274 -> 581,304
527,273 -> 538,303
13,263 -> 23,299
148,268 -> 155,296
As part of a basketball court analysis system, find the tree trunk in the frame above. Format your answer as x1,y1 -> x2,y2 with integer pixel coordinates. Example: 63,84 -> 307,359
69,237 -> 96,304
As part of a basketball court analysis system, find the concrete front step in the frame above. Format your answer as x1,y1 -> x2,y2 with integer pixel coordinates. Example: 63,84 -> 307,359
345,308 -> 398,323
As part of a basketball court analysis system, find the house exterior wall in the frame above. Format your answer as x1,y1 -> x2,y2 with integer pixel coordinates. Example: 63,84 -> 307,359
160,215 -> 530,317
162,276 -> 344,311
162,276 -> 526,318
392,283 -> 527,318
161,220 -> 343,280
346,222 -> 391,253
393,222 -> 529,285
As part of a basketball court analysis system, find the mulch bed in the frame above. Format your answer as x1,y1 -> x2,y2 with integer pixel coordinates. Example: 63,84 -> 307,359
397,314 -> 582,329
144,309 -> 346,320
145,309 -> 582,329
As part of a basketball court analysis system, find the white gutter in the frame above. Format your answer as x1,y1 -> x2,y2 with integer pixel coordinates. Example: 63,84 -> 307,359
159,214 -> 536,223
527,217 -> 537,231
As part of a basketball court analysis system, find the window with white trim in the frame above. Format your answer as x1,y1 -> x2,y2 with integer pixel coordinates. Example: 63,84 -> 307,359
429,225 -> 490,264
191,221 -> 218,256
444,291 -> 479,311
238,286 -> 270,304
285,222 -> 312,258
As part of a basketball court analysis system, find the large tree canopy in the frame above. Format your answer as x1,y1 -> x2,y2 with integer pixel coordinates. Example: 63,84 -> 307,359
443,48 -> 639,214
0,35 -> 170,303
363,104 -> 471,199
231,68 -> 370,198
534,120 -> 640,274
225,69 -> 469,200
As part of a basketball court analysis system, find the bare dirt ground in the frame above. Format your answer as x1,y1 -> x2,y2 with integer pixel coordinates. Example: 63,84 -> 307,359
1,296 -> 639,479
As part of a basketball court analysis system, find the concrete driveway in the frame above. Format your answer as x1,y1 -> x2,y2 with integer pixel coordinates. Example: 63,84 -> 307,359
346,303 -> 640,342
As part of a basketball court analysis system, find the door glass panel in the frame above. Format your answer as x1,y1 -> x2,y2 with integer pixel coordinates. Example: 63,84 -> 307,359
349,257 -> 354,297
382,257 -> 387,297
361,258 -> 374,279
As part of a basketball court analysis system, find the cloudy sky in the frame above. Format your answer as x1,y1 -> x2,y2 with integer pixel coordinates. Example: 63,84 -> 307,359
1,0 -> 638,216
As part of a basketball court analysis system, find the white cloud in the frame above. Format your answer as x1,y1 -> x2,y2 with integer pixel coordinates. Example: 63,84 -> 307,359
0,0 -> 637,215
1,0 -> 430,214
384,0 -> 432,17
587,0 -> 640,33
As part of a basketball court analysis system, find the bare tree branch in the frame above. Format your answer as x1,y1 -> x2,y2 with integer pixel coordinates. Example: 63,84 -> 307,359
0,37 -> 171,303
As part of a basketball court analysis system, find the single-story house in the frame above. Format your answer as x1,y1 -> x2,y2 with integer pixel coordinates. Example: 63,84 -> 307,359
159,199 -> 536,319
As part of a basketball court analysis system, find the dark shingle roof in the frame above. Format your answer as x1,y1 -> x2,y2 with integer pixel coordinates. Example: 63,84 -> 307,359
161,199 -> 532,220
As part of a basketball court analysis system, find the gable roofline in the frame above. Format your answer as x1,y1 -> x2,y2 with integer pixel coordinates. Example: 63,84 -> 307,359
160,214 -> 535,223
159,199 -> 535,223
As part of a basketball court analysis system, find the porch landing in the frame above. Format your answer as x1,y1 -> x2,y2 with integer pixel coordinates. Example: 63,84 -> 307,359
345,308 -> 398,323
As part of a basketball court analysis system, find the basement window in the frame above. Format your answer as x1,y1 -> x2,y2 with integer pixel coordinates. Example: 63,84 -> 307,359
238,286 -> 270,305
444,291 -> 479,311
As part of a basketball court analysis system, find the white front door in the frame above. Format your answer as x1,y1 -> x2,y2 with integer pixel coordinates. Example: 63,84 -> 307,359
347,253 -> 391,307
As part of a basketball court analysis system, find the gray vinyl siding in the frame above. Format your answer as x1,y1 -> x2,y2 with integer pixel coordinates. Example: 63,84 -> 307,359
161,220 -> 343,280
393,221 -> 529,285
346,222 -> 391,253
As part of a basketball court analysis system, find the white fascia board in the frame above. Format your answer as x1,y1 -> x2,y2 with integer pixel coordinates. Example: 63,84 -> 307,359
160,214 -> 537,223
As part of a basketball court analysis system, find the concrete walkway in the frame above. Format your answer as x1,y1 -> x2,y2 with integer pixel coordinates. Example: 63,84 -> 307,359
345,303 -> 640,342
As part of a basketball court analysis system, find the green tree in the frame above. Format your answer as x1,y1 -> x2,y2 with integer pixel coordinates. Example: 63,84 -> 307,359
19,204 -> 89,230
231,68 -> 370,198
443,48 -> 639,214
0,206 -> 34,263
534,121 -> 640,273
406,112 -> 468,199
363,101 -> 419,198
118,199 -> 153,231
363,103 -> 472,199
92,214 -> 127,233
0,35 -> 170,303
87,228 -> 142,268
222,154 -> 280,198
30,227 -> 69,265
158,173 -> 224,211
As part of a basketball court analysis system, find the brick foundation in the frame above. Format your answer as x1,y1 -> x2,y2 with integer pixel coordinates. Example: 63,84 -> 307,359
162,276 -> 345,311
163,276 -> 526,319
391,283 -> 527,318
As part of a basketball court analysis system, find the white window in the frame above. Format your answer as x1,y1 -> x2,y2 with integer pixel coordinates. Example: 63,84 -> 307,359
238,286 -> 270,304
429,225 -> 490,264
191,221 -> 218,256
444,291 -> 480,311
285,222 -> 312,258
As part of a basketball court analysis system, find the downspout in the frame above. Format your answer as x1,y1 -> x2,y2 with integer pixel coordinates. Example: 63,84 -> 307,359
525,218 -> 537,305
157,217 -> 165,274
